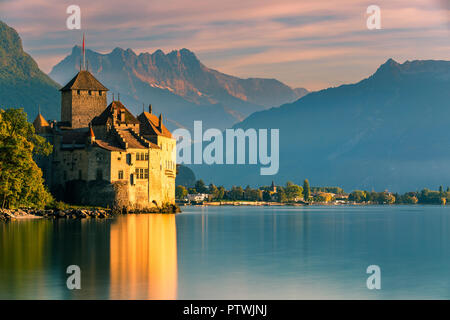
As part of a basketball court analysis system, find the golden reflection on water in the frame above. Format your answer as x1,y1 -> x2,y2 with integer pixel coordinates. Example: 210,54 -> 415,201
109,214 -> 177,299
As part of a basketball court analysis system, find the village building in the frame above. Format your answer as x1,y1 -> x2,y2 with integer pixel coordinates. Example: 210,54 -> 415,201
33,69 -> 176,209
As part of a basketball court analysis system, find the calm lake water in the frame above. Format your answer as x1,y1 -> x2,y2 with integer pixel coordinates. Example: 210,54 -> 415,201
1,205 -> 449,299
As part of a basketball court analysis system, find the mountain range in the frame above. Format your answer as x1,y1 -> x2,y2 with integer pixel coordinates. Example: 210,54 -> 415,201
0,21 -> 60,120
49,46 -> 308,131
193,58 -> 450,192
2,19 -> 450,192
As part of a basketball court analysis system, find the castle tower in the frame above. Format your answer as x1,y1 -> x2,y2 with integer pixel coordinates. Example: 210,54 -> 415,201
33,112 -> 50,134
60,70 -> 109,128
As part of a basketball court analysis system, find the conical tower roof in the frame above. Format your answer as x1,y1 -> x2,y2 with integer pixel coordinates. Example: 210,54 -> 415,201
33,113 -> 50,133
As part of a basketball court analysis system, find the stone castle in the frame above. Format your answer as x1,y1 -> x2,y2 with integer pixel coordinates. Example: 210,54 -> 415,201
33,70 -> 176,209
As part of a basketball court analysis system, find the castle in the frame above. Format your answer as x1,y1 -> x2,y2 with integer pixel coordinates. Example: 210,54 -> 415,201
33,69 -> 176,209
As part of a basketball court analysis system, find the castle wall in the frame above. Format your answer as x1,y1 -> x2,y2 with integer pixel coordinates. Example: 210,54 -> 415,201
61,90 -> 107,128
156,136 -> 176,205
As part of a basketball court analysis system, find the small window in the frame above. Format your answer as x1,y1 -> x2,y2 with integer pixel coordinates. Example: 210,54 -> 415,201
130,174 -> 134,185
145,153 -> 149,160
136,153 -> 140,161
77,90 -> 80,95
118,170 -> 124,180
96,169 -> 103,180
144,169 -> 149,179
99,91 -> 102,96
88,90 -> 92,95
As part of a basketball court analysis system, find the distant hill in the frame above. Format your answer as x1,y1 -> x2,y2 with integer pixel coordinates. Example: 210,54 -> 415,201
0,21 -> 60,121
49,46 -> 308,131
192,59 -> 450,192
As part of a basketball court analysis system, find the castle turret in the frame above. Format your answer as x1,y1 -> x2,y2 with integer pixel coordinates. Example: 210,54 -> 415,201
33,112 -> 50,134
60,70 -> 109,128
88,125 -> 96,144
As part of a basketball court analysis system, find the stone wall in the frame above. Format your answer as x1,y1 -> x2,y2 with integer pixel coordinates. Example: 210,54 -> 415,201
61,90 -> 107,128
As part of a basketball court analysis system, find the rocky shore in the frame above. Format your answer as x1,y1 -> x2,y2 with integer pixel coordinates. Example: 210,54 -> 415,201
0,205 -> 181,221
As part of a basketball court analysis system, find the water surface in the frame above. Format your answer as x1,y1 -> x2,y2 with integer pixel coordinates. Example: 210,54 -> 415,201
0,205 -> 449,299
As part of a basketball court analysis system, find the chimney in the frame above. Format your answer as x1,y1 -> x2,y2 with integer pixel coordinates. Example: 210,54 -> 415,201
148,104 -> 152,114
159,113 -> 163,130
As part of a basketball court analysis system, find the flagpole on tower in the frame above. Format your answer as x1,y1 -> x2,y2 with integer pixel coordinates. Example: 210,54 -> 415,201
82,32 -> 86,70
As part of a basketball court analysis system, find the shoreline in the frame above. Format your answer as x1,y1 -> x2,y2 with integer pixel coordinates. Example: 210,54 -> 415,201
0,205 -> 180,221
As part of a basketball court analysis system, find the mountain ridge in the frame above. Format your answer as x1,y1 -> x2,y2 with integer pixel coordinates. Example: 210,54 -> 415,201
0,20 -> 60,120
192,58 -> 450,192
49,45 -> 308,130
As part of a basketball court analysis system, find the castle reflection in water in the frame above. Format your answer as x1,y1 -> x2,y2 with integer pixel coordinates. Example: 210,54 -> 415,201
110,215 -> 177,299
0,214 -> 178,299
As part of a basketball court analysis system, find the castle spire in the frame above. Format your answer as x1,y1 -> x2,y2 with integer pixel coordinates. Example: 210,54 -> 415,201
149,104 -> 152,114
82,32 -> 86,70
88,124 -> 95,144
159,113 -> 163,130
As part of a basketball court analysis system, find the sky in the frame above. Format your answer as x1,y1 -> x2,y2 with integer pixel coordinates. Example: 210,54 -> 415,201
0,0 -> 449,90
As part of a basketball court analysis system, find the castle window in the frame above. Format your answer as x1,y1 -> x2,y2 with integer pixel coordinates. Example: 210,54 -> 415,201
77,90 -> 80,95
144,169 -> 149,179
136,153 -> 140,161
88,90 -> 92,95
99,91 -> 102,96
130,174 -> 134,185
145,153 -> 149,160
135,168 -> 145,179
118,170 -> 124,180
96,169 -> 103,180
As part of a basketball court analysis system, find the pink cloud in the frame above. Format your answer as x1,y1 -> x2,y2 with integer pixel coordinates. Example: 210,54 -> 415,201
0,0 -> 448,90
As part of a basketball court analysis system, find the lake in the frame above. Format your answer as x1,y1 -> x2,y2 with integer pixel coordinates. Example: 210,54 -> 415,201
0,205 -> 449,299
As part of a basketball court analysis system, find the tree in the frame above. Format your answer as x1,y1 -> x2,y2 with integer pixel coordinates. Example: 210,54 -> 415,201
194,179 -> 207,193
349,190 -> 367,203
217,186 -> 225,200
0,108 -> 53,208
229,186 -> 244,200
188,188 -> 197,194
276,187 -> 287,203
209,184 -> 219,199
303,179 -> 311,202
285,182 -> 302,202
175,185 -> 188,200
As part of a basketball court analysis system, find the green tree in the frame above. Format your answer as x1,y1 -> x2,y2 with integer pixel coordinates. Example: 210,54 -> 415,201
276,187 -> 287,203
349,190 -> 367,203
175,185 -> 188,200
0,108 -> 53,208
285,182 -> 303,202
209,184 -> 219,199
194,179 -> 207,193
303,179 -> 311,202
217,186 -> 225,200
188,188 -> 197,194
229,186 -> 244,200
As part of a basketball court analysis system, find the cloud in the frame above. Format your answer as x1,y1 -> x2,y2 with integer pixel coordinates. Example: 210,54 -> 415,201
0,0 -> 448,89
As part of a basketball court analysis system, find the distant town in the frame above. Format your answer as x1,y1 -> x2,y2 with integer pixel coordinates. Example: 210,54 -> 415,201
176,179 -> 450,206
